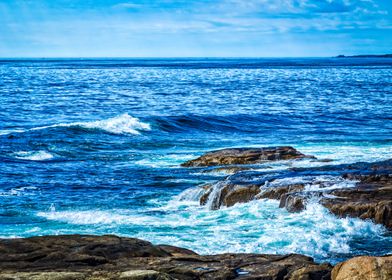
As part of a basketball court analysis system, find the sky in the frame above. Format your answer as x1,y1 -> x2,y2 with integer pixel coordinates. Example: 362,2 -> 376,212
0,0 -> 391,57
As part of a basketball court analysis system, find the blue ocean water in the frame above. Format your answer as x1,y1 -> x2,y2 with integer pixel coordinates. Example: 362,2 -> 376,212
0,58 -> 392,264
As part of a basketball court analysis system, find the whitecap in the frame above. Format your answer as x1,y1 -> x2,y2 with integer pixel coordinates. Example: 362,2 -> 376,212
0,113 -> 150,136
0,186 -> 40,197
14,150 -> 54,161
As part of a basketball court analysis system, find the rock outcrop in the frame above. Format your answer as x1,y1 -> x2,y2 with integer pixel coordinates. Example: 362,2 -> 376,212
331,255 -> 392,280
0,235 -> 332,280
181,146 -> 313,167
321,174 -> 392,230
196,158 -> 392,229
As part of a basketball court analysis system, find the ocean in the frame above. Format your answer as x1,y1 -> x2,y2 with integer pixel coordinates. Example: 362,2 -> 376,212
0,58 -> 391,264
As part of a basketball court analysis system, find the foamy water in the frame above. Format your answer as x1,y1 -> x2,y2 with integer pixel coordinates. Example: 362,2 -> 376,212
36,197 -> 389,263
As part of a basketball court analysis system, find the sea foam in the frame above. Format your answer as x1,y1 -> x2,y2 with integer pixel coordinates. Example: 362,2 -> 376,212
35,198 -> 389,263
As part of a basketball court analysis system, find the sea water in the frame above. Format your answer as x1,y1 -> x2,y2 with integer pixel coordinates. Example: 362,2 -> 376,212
0,58 -> 391,263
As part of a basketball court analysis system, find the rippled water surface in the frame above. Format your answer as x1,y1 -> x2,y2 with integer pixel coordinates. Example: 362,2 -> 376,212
1,58 -> 392,263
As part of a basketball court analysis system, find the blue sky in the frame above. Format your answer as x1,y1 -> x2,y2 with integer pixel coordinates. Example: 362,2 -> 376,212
0,0 -> 391,57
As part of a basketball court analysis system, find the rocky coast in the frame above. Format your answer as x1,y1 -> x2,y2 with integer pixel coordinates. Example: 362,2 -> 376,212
183,147 -> 392,230
1,234 -> 391,280
1,146 -> 391,279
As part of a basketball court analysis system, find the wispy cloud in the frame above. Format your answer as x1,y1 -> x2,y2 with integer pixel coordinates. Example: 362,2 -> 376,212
0,0 -> 390,57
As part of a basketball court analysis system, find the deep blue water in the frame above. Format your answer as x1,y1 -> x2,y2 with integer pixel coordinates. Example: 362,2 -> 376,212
0,58 -> 392,264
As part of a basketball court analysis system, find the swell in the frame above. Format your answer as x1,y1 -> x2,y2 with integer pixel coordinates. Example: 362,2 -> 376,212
151,113 -> 392,142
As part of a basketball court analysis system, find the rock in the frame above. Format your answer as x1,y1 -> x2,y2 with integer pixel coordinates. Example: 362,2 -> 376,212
200,180 -> 306,210
321,174 -> 392,230
201,166 -> 251,174
0,235 -> 332,280
288,264 -> 331,280
221,184 -> 261,208
331,255 -> 392,280
0,272 -> 86,280
0,235 -> 170,270
181,146 -> 313,167
279,193 -> 307,212
196,158 -> 392,229
200,183 -> 261,209
119,270 -> 173,280
259,184 -> 305,200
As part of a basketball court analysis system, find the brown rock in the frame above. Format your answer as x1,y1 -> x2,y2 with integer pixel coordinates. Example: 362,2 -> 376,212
259,184 -> 305,200
181,146 -> 313,167
0,235 -> 170,270
200,183 -> 261,210
0,235 -> 332,280
321,174 -> 392,229
119,270 -> 173,280
280,194 -> 307,213
331,255 -> 392,280
201,166 -> 251,174
198,170 -> 392,229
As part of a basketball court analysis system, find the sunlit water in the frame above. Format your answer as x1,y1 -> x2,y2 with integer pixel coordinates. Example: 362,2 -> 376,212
1,58 -> 391,264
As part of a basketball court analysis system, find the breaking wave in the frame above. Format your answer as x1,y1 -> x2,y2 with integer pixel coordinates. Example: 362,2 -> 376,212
36,199 -> 389,264
14,150 -> 54,161
1,113 -> 151,136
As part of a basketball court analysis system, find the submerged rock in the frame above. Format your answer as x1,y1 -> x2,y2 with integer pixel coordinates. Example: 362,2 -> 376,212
0,235 -> 332,280
181,146 -> 313,167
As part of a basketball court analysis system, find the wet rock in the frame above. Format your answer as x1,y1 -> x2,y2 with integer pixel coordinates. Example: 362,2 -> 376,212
119,270 -> 173,280
200,180 -> 306,210
258,184 -> 305,200
200,183 -> 261,209
200,184 -> 213,206
197,159 -> 392,229
201,166 -> 251,174
0,235 -> 332,280
279,193 -> 307,212
0,272 -> 87,280
321,174 -> 392,230
0,235 -> 170,270
181,146 -> 313,167
331,255 -> 392,280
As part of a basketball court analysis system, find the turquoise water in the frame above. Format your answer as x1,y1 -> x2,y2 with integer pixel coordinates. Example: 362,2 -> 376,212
0,58 -> 391,263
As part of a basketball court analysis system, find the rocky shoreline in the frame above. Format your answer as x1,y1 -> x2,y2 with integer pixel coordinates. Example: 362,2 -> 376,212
1,234 -> 391,280
1,146 -> 391,279
183,147 -> 392,230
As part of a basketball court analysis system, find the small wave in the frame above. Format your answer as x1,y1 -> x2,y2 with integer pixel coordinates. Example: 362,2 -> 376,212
1,113 -> 150,136
14,151 -> 54,161
0,186 -> 40,197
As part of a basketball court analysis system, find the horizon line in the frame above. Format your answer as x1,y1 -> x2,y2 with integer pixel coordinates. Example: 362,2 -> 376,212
0,54 -> 391,60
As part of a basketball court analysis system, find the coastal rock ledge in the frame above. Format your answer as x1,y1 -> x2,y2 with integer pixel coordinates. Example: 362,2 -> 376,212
181,146 -> 313,167
1,234 -> 333,280
0,235 -> 391,280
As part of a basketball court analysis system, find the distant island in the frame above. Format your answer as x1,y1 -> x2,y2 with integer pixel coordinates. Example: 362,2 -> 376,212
336,54 -> 392,58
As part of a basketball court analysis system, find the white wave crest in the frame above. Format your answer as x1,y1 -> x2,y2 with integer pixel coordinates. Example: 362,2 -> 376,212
14,151 -> 54,161
73,113 -> 151,135
268,175 -> 358,192
1,114 -> 151,136
0,186 -> 40,197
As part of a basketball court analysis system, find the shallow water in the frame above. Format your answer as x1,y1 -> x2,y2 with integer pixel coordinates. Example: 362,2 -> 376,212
1,58 -> 392,264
